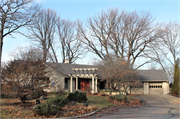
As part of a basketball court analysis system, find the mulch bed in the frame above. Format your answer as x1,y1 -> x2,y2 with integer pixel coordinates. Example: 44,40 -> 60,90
58,102 -> 98,117
1,94 -> 142,118
34,102 -> 99,118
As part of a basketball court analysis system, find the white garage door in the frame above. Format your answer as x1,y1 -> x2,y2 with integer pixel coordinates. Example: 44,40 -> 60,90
149,83 -> 163,95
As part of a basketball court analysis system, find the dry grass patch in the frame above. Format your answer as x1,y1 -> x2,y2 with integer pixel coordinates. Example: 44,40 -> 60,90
1,98 -> 36,118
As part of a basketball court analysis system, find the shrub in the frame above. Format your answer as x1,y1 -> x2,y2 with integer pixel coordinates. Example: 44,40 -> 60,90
67,91 -> 87,103
33,105 -> 41,115
30,89 -> 47,99
33,95 -> 67,116
39,103 -> 58,116
109,94 -> 127,102
47,95 -> 67,108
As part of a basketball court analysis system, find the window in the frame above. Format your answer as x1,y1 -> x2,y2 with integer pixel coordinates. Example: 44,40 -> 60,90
149,85 -> 162,88
65,79 -> 68,89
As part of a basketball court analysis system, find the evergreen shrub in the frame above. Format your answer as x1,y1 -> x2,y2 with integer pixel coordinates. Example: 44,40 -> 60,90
33,95 -> 67,116
67,91 -> 87,103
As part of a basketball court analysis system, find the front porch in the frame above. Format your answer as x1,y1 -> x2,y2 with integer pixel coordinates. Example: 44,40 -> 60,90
68,68 -> 98,93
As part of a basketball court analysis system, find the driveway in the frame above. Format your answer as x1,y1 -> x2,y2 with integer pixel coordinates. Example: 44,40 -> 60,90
87,95 -> 180,119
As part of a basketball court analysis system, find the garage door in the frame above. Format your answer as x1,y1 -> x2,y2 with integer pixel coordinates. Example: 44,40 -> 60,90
149,83 -> 163,95
130,86 -> 144,94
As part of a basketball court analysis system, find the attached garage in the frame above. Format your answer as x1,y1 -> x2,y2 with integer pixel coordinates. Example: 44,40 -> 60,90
133,70 -> 170,95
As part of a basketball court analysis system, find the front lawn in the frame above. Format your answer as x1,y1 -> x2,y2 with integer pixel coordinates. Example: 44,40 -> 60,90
87,95 -> 115,108
0,93 -> 141,118
0,93 -> 115,118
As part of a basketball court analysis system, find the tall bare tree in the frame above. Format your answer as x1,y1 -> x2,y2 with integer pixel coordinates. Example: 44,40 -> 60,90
77,8 -> 158,69
27,8 -> 58,62
0,0 -> 39,81
145,21 -> 180,75
57,19 -> 86,63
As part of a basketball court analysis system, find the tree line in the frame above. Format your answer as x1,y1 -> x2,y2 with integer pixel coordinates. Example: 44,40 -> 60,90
0,1 -> 179,72
0,0 -> 179,97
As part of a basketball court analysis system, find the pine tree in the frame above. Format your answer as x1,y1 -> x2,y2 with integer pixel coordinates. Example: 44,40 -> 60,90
172,63 -> 179,95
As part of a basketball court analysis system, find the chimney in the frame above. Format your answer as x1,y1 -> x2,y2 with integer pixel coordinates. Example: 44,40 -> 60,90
64,59 -> 69,64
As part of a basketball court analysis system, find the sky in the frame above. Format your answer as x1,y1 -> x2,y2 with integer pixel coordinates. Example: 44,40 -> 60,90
2,0 -> 180,68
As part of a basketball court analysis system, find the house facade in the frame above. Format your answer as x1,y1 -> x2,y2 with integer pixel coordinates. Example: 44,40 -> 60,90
45,61 -> 169,95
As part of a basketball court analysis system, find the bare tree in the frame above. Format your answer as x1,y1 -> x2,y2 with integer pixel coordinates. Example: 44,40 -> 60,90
145,21 -> 180,75
97,57 -> 139,94
0,0 -> 39,81
1,47 -> 49,103
27,8 -> 58,62
57,19 -> 86,63
77,8 -> 158,69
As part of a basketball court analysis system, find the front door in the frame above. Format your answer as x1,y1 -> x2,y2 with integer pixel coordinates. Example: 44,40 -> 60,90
79,79 -> 89,91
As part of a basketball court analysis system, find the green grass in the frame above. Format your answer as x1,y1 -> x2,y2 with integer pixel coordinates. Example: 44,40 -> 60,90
87,95 -> 115,108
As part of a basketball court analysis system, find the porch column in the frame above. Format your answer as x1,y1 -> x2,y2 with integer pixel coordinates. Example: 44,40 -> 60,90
70,75 -> 73,92
95,77 -> 97,93
76,77 -> 78,90
92,75 -> 94,93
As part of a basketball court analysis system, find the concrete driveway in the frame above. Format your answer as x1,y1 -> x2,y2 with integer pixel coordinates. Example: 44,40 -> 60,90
87,95 -> 180,119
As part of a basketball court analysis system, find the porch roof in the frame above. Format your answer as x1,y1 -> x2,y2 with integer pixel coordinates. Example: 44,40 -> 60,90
47,63 -> 97,77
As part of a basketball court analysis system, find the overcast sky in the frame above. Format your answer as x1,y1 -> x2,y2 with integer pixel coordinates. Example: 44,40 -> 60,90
2,0 -> 179,67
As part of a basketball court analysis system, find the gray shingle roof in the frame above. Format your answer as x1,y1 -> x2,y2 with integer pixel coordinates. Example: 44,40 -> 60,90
47,63 -> 97,76
136,70 -> 169,82
48,63 -> 169,82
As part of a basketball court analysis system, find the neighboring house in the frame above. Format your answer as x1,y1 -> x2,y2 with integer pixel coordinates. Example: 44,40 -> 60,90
45,60 -> 169,95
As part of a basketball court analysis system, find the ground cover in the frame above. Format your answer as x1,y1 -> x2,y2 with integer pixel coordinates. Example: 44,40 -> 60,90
0,93 -> 114,118
0,93 -> 141,118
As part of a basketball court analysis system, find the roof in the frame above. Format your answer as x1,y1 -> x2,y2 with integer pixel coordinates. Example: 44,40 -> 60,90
48,63 -> 169,82
136,70 -> 169,82
47,63 -> 97,76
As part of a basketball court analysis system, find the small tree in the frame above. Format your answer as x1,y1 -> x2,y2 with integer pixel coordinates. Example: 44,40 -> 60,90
172,63 -> 179,95
1,48 -> 49,103
97,57 -> 139,95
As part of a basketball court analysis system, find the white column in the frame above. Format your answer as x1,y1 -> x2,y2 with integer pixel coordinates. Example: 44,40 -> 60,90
76,77 -> 78,90
95,77 -> 97,93
70,75 -> 73,92
144,82 -> 149,94
92,75 -> 94,93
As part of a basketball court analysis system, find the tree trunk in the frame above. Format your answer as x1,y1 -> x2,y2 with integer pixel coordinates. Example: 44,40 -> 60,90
19,95 -> 26,103
0,20 -> 4,83
0,36 -> 3,82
